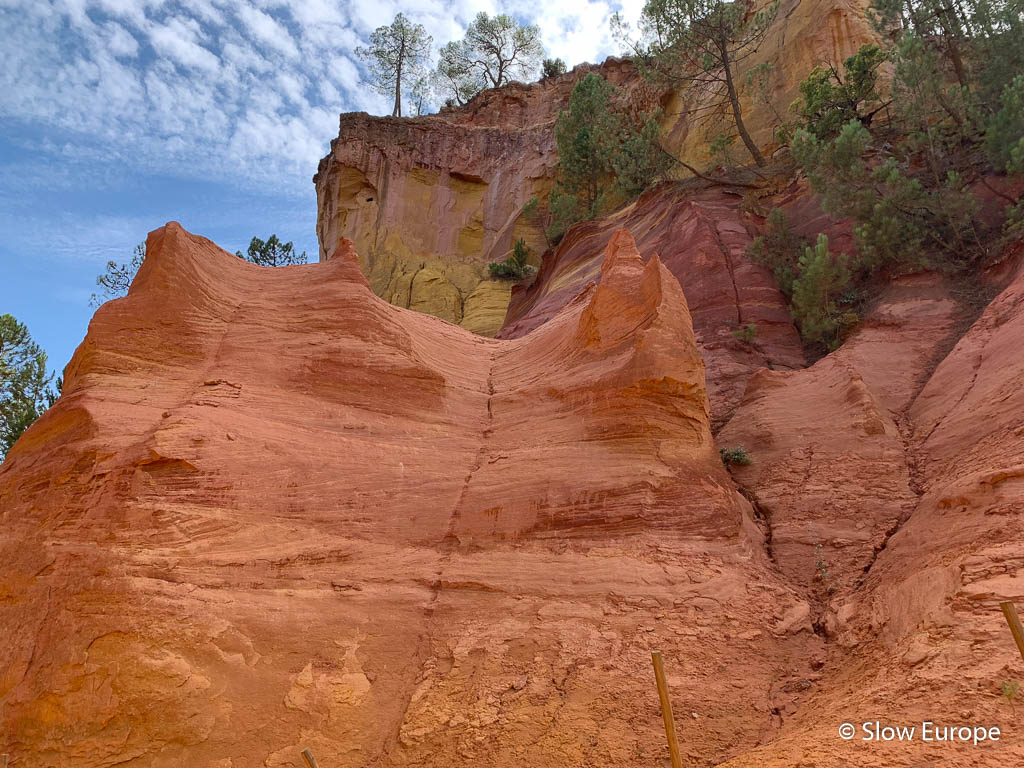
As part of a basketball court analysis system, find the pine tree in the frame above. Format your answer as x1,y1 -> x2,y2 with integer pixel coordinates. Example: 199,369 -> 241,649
356,14 -> 432,118
790,235 -> 858,349
434,13 -> 543,105
1,314 -> 56,461
617,0 -> 780,165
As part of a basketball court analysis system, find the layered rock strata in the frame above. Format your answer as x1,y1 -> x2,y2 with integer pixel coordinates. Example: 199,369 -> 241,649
312,60 -> 643,337
501,185 -> 807,428
713,255 -> 1024,766
0,224 -> 821,767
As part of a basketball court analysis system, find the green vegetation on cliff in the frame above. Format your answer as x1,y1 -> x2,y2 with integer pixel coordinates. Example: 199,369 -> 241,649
615,0 -> 780,166
547,73 -> 672,240
488,238 -> 534,281
1,314 -> 57,461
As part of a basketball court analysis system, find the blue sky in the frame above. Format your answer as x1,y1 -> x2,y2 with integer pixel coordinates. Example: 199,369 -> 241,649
0,0 -> 641,375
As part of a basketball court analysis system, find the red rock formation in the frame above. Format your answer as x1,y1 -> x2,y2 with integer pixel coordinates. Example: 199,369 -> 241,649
501,184 -> 807,428
713,255 -> 1024,766
1,224 -> 824,767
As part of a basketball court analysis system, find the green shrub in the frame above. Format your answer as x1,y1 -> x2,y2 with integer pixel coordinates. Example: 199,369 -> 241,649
987,75 -> 1024,172
547,73 -> 672,239
746,208 -> 808,297
791,234 -> 858,350
488,238 -> 534,281
541,57 -> 567,78
732,323 -> 757,344
791,119 -> 980,273
793,44 -> 888,139
720,446 -> 752,466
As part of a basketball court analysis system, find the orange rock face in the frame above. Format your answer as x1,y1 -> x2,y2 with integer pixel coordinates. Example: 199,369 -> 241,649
501,185 -> 807,428
1,224 -> 825,767
313,0 -> 882,335
714,257 -> 1024,766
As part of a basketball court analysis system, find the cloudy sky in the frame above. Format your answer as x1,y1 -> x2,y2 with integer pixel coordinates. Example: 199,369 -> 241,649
0,0 -> 643,374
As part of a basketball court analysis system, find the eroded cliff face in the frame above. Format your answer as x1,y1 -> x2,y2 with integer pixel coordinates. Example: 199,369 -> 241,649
708,247 -> 1024,767
1,224 -> 826,767
313,59 -> 644,337
500,184 -> 807,429
4,227 -> 1024,765
314,0 -> 880,336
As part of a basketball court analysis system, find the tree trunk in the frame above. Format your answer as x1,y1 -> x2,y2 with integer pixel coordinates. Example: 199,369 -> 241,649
722,46 -> 764,166
393,41 -> 405,118
937,9 -> 969,93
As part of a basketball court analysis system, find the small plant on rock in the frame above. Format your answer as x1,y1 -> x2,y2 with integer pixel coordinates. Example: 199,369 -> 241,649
732,323 -> 757,344
1003,680 -> 1020,710
488,238 -> 534,281
719,446 -> 752,466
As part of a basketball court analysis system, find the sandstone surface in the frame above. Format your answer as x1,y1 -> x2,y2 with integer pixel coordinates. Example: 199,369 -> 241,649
712,252 -> 1024,766
312,60 -> 644,337
501,184 -> 807,428
1,224 -> 823,767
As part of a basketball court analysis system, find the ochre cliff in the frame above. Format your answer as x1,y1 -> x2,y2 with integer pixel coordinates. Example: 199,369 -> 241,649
713,251 -> 1024,766
314,0 -> 880,334
1,223 -> 826,767
313,59 -> 643,337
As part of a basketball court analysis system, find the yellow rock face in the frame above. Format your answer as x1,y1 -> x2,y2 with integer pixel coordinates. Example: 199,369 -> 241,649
315,111 -> 556,337
661,0 -> 880,165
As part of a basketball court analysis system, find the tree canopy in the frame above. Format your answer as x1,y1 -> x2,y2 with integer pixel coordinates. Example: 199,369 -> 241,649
435,13 -> 544,105
355,13 -> 432,117
1,314 -> 56,461
547,73 -> 672,240
235,235 -> 308,267
616,0 -> 779,165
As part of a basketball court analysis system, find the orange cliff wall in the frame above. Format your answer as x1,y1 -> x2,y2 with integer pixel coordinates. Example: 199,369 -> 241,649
312,59 -> 644,338
1,223 -> 824,767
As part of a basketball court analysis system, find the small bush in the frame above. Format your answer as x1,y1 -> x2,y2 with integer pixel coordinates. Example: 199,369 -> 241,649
793,44 -> 887,140
720,446 -> 752,466
732,323 -> 757,344
986,75 -> 1024,172
791,234 -> 859,350
541,58 -> 567,78
747,208 -> 808,297
488,238 -> 534,281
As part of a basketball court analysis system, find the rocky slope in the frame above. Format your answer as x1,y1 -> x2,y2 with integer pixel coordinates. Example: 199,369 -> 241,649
499,183 -> 807,429
1,224 -> 824,767
4,219 -> 1022,767
714,245 -> 1024,767
4,0 -> 1024,762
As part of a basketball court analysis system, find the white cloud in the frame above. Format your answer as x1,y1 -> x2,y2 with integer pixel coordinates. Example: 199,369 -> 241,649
235,5 -> 299,59
149,16 -> 220,72
0,0 -> 637,200
105,21 -> 140,57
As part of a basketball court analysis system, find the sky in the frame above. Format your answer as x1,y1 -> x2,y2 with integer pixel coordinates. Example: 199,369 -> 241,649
0,0 -> 644,377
